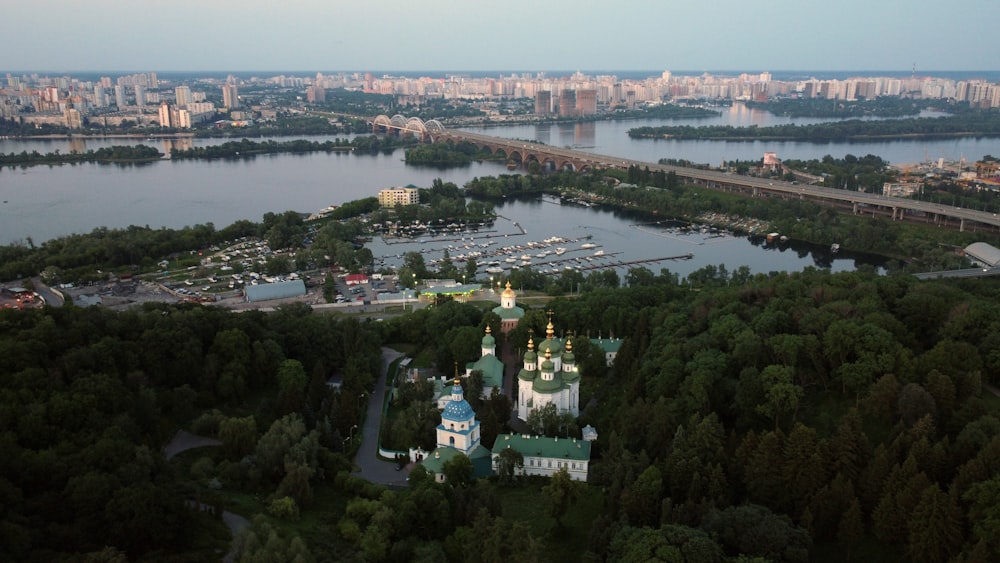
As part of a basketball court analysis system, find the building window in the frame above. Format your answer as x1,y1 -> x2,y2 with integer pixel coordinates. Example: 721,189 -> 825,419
547,460 -> 552,468
449,437 -> 455,446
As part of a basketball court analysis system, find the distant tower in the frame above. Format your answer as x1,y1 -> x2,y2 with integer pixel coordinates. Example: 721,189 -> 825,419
175,85 -> 192,108
222,84 -> 239,109
535,90 -> 552,116
559,90 -> 577,117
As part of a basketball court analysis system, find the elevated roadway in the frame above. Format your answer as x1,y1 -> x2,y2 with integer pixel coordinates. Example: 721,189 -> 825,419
434,129 -> 1000,234
361,113 -> 1000,234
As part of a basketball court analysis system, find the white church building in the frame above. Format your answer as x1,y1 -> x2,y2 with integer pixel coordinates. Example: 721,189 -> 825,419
516,315 -> 580,422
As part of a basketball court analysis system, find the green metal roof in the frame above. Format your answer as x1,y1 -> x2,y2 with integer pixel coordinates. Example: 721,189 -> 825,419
491,434 -> 592,461
492,304 -> 525,320
421,445 -> 493,478
466,354 -> 504,390
591,338 -> 623,353
532,374 -> 564,393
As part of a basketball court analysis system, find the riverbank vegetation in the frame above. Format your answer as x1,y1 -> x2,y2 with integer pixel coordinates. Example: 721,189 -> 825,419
403,141 -> 499,166
170,135 -> 416,160
0,144 -> 163,168
628,107 -> 1000,141
466,169 -> 997,273
746,96 -> 933,118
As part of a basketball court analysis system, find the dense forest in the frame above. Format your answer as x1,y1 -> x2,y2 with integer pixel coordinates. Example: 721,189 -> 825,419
0,302 -> 382,561
627,109 -> 1000,141
4,267 -> 1000,560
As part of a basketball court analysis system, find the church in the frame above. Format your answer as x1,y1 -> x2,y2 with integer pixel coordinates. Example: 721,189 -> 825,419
492,281 -> 524,333
420,376 -> 494,482
516,315 -> 581,422
420,375 -> 592,483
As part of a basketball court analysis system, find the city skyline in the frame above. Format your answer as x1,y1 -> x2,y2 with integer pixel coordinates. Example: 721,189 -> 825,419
4,0 -> 998,73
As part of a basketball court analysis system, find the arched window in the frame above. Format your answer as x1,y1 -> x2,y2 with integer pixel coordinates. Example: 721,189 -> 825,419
449,436 -> 455,446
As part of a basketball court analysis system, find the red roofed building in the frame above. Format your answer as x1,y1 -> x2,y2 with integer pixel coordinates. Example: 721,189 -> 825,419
345,274 -> 369,286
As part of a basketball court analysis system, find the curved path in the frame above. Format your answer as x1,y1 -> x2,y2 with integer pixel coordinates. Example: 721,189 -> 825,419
352,347 -> 411,487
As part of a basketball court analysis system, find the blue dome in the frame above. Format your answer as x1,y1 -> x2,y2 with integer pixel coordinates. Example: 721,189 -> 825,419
442,385 -> 475,421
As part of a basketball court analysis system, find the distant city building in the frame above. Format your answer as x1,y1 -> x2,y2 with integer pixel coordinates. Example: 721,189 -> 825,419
378,186 -> 420,207
576,89 -> 597,116
174,85 -> 191,107
306,84 -> 326,103
158,103 -> 171,128
559,89 -> 577,117
222,84 -> 239,109
133,85 -> 146,108
535,90 -> 552,116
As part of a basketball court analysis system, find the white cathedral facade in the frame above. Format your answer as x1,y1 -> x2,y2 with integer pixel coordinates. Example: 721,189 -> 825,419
516,316 -> 581,422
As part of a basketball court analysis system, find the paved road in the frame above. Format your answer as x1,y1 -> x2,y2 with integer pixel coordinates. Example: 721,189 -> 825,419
31,277 -> 64,307
352,347 -> 411,487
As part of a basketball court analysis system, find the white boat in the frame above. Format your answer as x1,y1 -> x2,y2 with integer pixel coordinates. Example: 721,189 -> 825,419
831,243 -> 841,253
594,250 -> 605,256
485,266 -> 504,274
555,247 -> 567,255
505,256 -> 517,263
581,243 -> 597,249
520,254 -> 532,261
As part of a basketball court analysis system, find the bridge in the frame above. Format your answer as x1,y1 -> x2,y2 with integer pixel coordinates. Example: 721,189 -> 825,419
368,114 -> 1000,234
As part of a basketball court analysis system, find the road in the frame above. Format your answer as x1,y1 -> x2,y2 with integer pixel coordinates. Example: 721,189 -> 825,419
352,347 -> 410,487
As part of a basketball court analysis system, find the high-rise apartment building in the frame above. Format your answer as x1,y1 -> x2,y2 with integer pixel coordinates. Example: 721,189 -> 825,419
134,85 -> 146,108
559,90 -> 577,117
175,85 -> 191,107
114,85 -> 126,108
576,89 -> 597,116
222,84 -> 239,109
158,103 -> 171,127
535,90 -> 551,115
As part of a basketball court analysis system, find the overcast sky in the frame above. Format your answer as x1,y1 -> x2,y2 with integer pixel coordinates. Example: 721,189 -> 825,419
4,0 -> 997,73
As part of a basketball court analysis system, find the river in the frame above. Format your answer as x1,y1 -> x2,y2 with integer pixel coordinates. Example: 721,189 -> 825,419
1,104 -> 997,275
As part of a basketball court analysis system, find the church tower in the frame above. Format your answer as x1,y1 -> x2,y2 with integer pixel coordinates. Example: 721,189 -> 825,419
481,325 -> 496,357
436,374 -> 480,455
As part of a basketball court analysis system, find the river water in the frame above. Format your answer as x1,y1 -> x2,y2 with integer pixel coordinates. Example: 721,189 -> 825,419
1,104 -> 997,275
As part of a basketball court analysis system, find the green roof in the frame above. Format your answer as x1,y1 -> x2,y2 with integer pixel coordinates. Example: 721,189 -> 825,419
493,304 -> 525,320
518,368 -> 535,381
422,445 -> 493,478
591,338 -> 623,353
532,374 -> 564,393
492,434 -> 591,461
467,354 -> 504,390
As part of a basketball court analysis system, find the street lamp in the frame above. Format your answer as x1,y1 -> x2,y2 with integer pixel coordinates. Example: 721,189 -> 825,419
350,424 -> 358,441
358,392 -> 367,410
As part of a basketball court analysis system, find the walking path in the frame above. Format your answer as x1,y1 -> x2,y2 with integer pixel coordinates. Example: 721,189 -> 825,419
352,347 -> 411,487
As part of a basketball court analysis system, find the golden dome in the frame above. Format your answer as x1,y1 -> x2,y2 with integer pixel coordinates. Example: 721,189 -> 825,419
501,281 -> 516,298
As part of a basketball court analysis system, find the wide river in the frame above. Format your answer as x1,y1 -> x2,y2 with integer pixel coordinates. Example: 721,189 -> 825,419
1,103 -> 997,276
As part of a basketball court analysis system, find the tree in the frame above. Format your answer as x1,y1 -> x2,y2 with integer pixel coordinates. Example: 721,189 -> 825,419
495,447 -> 524,484
837,496 -> 864,561
276,359 -> 309,415
219,415 -> 257,459
756,365 -> 803,431
442,453 -> 473,487
542,467 -> 583,528
527,402 -> 560,436
907,484 -> 963,563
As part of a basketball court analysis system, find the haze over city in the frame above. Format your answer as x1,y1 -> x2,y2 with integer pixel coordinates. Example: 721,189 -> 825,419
5,0 -> 998,72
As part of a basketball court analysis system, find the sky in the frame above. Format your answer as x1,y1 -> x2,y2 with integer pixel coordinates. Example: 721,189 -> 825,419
4,0 -> 998,73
